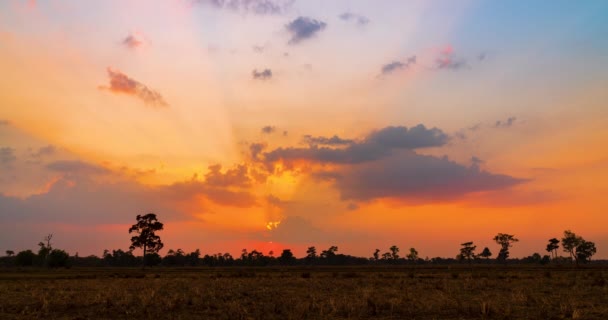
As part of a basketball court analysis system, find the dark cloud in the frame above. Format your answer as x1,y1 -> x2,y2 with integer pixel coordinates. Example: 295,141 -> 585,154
101,68 -> 168,107
478,52 -> 487,61
437,57 -> 468,70
328,151 -> 526,202
261,124 -> 448,165
0,147 -> 16,165
286,16 -> 327,45
204,164 -> 252,188
261,125 -> 276,134
380,56 -> 416,76
194,0 -> 294,15
46,160 -> 110,175
495,117 -> 517,128
122,33 -> 144,49
252,69 -> 272,80
471,156 -> 484,170
0,177 -> 183,226
339,12 -> 370,26
381,61 -> 405,74
249,142 -> 266,160
0,120 -> 10,126
302,134 -> 354,146
256,124 -> 525,203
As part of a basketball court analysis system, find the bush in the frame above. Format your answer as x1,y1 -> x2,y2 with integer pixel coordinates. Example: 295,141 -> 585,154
48,249 -> 70,268
15,250 -> 36,267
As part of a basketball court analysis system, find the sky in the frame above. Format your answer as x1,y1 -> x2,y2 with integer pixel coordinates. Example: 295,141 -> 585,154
1,0 -> 607,259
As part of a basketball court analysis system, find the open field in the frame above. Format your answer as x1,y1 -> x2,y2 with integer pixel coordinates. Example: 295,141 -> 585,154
1,266 -> 607,319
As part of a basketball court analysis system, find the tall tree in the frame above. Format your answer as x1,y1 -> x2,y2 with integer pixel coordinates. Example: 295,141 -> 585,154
306,246 -> 317,261
389,245 -> 400,260
129,213 -> 164,268
546,238 -> 560,259
373,249 -> 380,261
493,233 -> 518,262
458,242 -> 477,262
406,248 -> 418,261
562,230 -> 596,265
576,240 -> 597,263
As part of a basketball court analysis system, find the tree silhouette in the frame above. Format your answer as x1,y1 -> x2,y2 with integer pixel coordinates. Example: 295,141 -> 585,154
306,246 -> 317,262
15,250 -> 35,266
562,230 -> 596,265
576,240 -> 596,263
406,248 -> 418,261
320,246 -> 338,259
493,233 -> 518,262
389,245 -> 399,260
278,249 -> 295,265
562,230 -> 581,264
128,213 -> 164,268
37,234 -> 53,267
458,242 -> 477,262
5,250 -> 14,257
545,238 -> 560,259
479,247 -> 492,260
372,249 -> 380,261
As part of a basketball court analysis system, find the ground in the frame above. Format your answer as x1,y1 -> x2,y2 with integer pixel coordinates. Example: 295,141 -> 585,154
1,265 -> 607,319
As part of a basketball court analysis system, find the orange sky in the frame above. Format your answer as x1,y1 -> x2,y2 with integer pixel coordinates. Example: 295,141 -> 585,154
1,0 -> 607,259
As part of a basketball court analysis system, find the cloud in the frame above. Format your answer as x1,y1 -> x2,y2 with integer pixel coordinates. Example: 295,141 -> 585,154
436,45 -> 468,70
380,56 -> 416,76
100,68 -> 168,107
0,147 -> 16,165
46,160 -> 110,175
194,0 -> 294,15
249,142 -> 267,161
261,124 -> 449,165
203,164 -> 252,188
0,120 -> 10,126
30,145 -> 56,159
286,17 -> 327,45
261,125 -> 276,134
122,33 -> 146,49
252,45 -> 265,53
339,12 -> 370,26
327,151 -> 526,202
0,176 -> 183,226
266,216 -> 326,243
381,61 -> 405,74
252,69 -> 272,80
163,164 -> 258,207
256,124 -> 525,203
302,134 -> 354,146
495,117 -> 517,128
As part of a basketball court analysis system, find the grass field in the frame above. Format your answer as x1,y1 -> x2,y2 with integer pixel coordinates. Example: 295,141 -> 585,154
1,265 -> 607,319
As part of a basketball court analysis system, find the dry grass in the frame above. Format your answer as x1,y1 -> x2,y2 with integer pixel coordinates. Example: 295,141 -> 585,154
1,266 -> 607,319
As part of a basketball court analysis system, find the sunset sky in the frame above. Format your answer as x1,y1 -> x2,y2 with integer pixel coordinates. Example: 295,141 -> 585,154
1,0 -> 607,259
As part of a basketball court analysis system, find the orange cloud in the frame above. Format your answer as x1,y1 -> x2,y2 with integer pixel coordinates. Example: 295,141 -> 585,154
100,68 -> 168,107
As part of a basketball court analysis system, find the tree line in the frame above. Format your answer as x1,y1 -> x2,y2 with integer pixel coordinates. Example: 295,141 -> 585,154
0,213 -> 599,268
